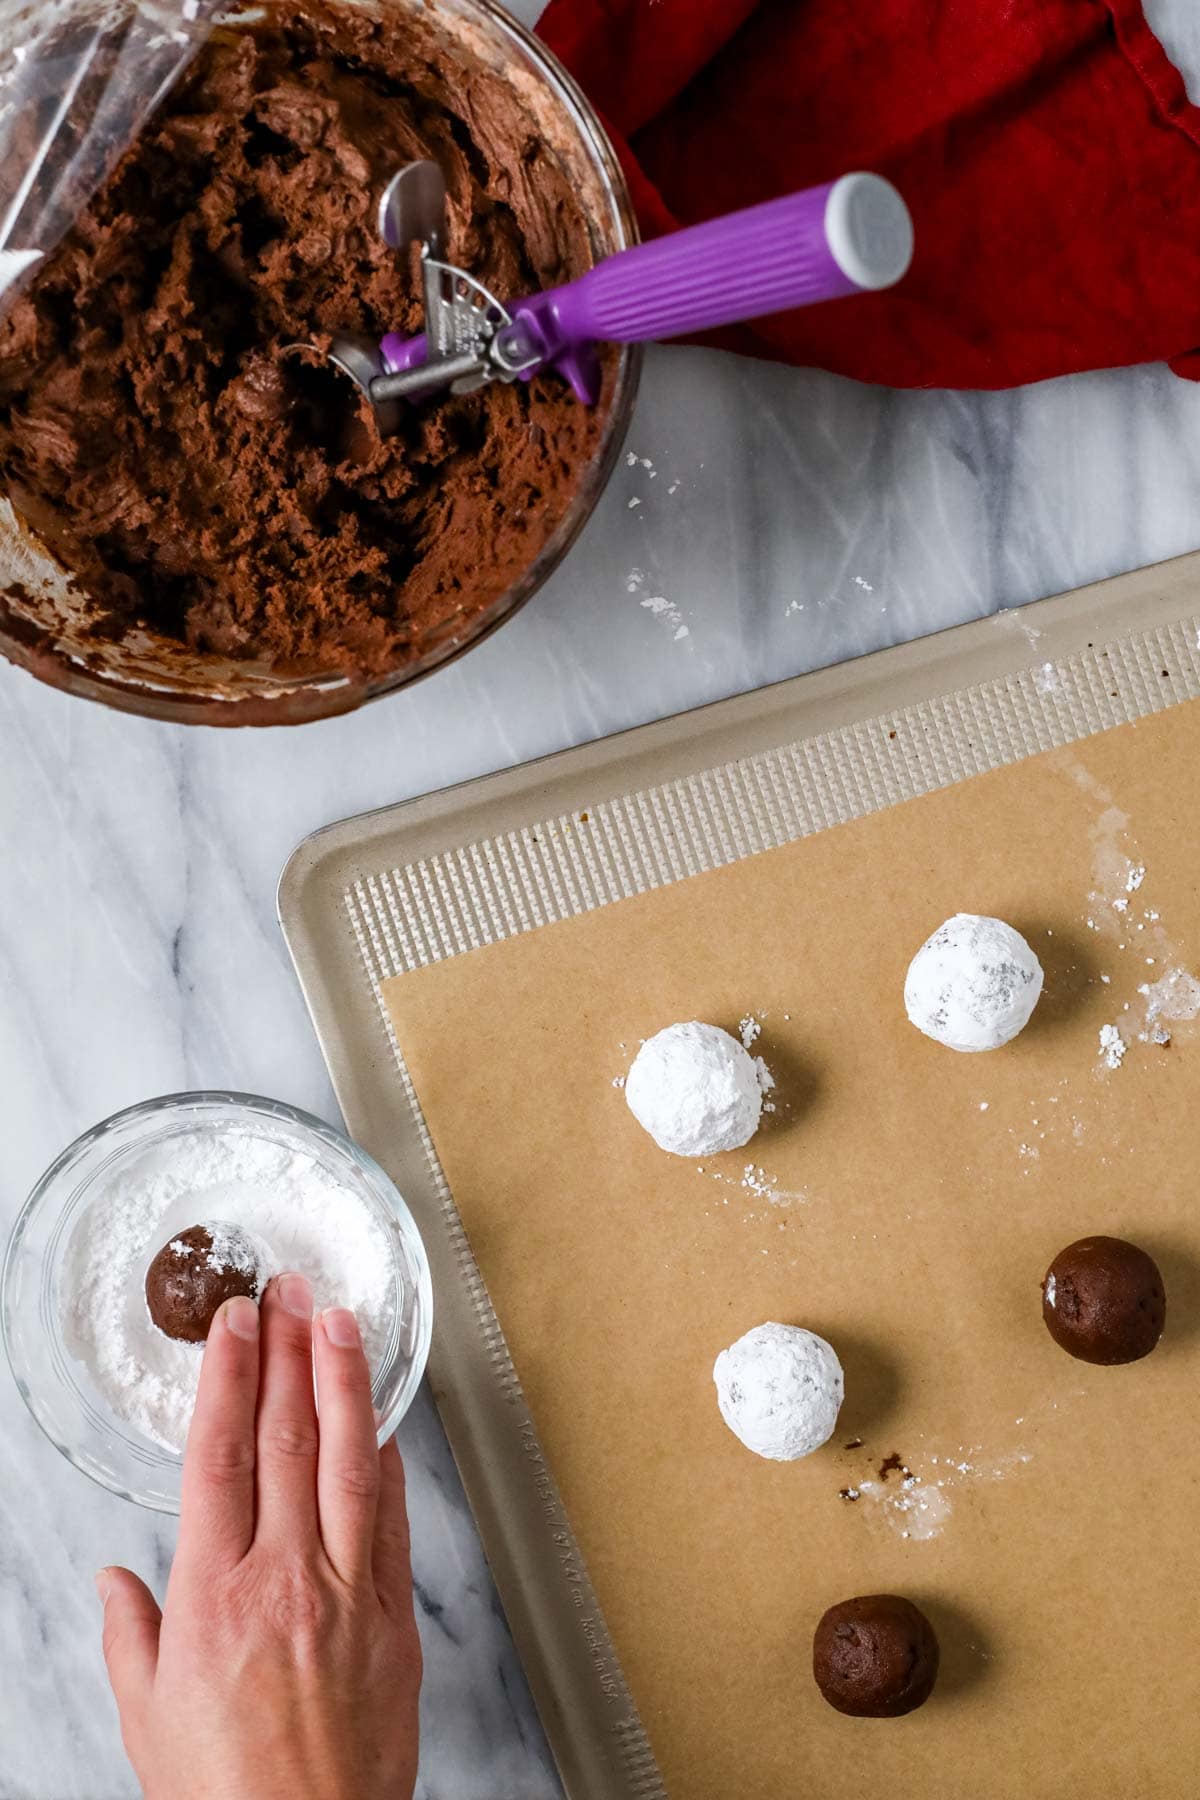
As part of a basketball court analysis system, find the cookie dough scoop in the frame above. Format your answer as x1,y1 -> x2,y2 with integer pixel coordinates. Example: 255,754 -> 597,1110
320,164 -> 914,421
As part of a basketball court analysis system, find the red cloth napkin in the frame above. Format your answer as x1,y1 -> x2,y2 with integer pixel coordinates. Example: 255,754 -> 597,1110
538,0 -> 1200,388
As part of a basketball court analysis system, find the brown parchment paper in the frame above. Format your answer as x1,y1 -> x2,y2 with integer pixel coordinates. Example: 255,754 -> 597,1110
383,702 -> 1200,1800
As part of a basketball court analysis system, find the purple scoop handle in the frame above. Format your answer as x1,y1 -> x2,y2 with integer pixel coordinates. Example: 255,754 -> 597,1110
379,175 -> 912,396
541,181 -> 856,345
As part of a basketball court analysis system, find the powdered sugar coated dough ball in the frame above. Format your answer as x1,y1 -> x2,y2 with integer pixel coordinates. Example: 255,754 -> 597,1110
625,1021 -> 764,1157
904,913 -> 1044,1053
713,1322 -> 844,1460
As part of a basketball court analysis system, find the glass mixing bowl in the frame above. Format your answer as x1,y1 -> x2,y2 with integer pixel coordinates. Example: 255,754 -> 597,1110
2,1091 -> 433,1512
0,0 -> 640,724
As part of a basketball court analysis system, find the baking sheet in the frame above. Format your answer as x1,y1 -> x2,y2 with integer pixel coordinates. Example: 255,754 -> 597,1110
279,549 -> 1200,1799
384,708 -> 1200,1797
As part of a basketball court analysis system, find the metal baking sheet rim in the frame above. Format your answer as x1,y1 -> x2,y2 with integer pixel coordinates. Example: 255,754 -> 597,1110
278,548 -> 1200,1800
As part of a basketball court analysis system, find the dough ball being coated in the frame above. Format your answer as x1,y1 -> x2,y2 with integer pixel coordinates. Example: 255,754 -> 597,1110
813,1594 -> 940,1717
145,1221 -> 273,1343
1042,1235 -> 1165,1364
713,1322 -> 843,1460
905,913 -> 1043,1052
625,1021 -> 764,1157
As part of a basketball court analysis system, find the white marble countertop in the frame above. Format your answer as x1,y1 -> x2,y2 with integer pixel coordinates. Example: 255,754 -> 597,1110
5,3 -> 1200,1795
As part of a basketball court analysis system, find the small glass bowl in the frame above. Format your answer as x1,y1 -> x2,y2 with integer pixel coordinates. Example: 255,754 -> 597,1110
1,1091 -> 432,1513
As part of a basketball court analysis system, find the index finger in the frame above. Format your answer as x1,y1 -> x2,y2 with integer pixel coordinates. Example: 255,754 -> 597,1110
178,1295 -> 261,1570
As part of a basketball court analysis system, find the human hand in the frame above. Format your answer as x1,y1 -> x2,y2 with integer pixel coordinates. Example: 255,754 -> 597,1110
97,1275 -> 421,1800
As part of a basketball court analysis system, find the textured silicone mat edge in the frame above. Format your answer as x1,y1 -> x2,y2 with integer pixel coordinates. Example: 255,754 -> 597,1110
279,549 -> 1200,1800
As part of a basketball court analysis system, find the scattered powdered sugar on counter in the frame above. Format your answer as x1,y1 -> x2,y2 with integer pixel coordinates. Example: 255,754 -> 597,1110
626,567 -> 690,641
1098,1023 -> 1127,1069
62,1125 -> 396,1452
640,594 -> 689,640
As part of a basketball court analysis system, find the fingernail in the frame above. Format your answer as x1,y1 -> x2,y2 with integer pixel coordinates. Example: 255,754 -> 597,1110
276,1272 -> 313,1319
94,1570 -> 112,1605
224,1295 -> 260,1341
322,1307 -> 361,1350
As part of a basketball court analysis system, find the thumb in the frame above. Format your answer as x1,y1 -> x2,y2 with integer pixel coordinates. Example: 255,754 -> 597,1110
97,1567 -> 161,1735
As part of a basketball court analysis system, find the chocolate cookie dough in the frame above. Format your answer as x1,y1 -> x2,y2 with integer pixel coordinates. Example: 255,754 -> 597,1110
812,1594 -> 940,1718
145,1223 -> 270,1343
0,3 -> 607,680
1042,1234 -> 1165,1365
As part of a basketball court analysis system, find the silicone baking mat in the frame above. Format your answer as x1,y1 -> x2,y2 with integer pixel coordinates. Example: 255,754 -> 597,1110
279,550 -> 1200,1799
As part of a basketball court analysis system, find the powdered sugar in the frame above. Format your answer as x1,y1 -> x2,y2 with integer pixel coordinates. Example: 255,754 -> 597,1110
62,1123 -> 397,1453
853,1476 -> 952,1541
846,1443 -> 1033,1541
739,1163 -> 803,1203
639,593 -> 689,641
167,1220 -> 272,1285
699,1162 -> 809,1207
1139,967 -> 1200,1027
626,566 -> 690,641
1078,803 -> 1200,1063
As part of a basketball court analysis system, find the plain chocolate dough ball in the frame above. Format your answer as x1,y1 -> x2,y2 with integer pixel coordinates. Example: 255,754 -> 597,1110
145,1223 -> 268,1344
1041,1235 -> 1165,1365
812,1595 -> 940,1718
